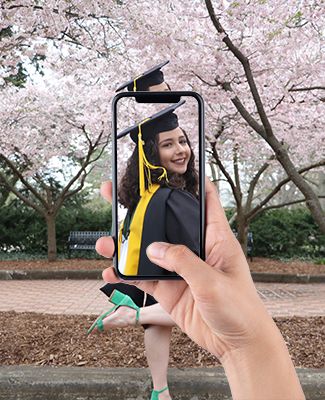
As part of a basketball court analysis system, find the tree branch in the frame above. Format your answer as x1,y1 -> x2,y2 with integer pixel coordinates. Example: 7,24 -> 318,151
289,86 -> 325,92
245,157 -> 274,212
247,160 -> 325,221
191,71 -> 218,87
0,154 -> 48,208
271,95 -> 285,111
210,141 -> 242,208
3,4 -> 113,21
0,169 -> 45,216
54,170 -> 89,211
253,196 -> 325,217
216,80 -> 266,137
233,144 -> 242,198
53,128 -> 108,212
205,0 -> 274,136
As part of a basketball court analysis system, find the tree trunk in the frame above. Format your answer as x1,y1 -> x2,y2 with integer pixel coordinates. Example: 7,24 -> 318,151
236,209 -> 248,256
209,161 -> 219,192
267,137 -> 325,234
318,171 -> 325,210
45,214 -> 57,262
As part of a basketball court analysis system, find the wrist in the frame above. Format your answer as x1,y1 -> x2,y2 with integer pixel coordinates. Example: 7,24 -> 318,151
220,318 -> 305,400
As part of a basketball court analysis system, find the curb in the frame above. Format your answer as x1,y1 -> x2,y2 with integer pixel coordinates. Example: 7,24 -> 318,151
0,366 -> 324,400
0,269 -> 324,283
0,270 -> 102,280
251,272 -> 325,283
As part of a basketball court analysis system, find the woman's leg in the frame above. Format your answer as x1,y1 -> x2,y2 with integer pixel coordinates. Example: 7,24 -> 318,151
145,325 -> 172,400
139,303 -> 175,326
97,302 -> 175,329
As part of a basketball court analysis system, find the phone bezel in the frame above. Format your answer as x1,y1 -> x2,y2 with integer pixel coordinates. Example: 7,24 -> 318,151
111,91 -> 205,280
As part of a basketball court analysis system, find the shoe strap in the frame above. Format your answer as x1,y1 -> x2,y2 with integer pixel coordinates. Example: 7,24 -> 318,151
110,289 -> 141,324
135,308 -> 140,324
96,304 -> 118,332
87,303 -> 117,334
111,290 -> 139,309
88,290 -> 141,334
153,386 -> 168,394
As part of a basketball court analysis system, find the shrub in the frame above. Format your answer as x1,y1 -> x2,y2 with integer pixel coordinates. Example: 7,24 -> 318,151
0,197 -> 111,256
249,208 -> 325,259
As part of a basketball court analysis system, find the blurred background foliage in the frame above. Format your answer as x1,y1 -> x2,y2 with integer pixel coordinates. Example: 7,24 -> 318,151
1,197 -> 324,261
225,207 -> 325,261
0,191 -> 111,258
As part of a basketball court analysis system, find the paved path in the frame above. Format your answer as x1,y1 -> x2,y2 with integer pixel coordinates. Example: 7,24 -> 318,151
0,280 -> 324,317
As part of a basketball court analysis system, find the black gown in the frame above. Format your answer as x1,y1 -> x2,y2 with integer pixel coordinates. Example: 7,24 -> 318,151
100,187 -> 200,328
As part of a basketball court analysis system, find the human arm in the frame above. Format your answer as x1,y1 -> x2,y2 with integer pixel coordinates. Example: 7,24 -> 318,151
96,179 -> 305,400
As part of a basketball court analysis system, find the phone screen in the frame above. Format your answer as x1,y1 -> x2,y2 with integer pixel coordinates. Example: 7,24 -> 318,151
112,91 -> 205,279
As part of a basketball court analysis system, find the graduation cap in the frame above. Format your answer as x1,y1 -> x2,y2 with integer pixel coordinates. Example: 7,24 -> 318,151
115,60 -> 169,92
117,99 -> 185,142
117,100 -> 185,196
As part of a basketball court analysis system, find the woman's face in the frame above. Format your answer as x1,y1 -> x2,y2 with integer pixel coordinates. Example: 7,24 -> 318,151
149,82 -> 169,91
157,127 -> 191,175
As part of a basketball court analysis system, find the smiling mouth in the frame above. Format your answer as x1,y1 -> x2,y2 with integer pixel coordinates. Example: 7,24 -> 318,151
171,158 -> 187,165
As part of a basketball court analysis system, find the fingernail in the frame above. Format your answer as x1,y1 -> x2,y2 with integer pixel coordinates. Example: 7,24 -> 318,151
146,242 -> 170,260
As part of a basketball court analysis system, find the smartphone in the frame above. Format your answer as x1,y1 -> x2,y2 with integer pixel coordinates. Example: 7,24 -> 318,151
111,91 -> 205,280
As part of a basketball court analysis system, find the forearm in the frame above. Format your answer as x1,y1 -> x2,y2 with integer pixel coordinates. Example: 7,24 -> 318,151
221,319 -> 305,400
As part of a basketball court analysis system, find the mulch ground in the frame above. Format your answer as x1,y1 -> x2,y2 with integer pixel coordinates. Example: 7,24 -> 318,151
0,257 -> 324,275
0,257 -> 324,369
0,312 -> 324,369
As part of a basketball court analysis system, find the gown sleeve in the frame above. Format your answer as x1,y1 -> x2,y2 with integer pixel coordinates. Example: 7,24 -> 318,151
165,189 -> 200,256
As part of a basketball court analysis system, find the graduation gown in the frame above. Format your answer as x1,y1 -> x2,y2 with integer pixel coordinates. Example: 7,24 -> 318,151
119,185 -> 199,277
138,186 -> 199,276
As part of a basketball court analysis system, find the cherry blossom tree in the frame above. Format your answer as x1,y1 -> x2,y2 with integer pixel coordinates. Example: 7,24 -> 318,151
0,1 -> 124,260
203,0 -> 325,248
111,0 -> 325,251
1,0 -> 324,258
0,75 -> 112,260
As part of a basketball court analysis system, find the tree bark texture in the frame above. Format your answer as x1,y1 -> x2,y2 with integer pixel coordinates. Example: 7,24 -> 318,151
45,214 -> 57,262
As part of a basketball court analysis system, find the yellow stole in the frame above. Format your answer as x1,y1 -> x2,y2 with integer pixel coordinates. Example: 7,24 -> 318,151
118,184 -> 160,275
117,120 -> 169,275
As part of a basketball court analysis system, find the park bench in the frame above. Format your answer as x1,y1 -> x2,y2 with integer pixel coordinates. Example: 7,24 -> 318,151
68,230 -> 254,260
67,231 -> 110,256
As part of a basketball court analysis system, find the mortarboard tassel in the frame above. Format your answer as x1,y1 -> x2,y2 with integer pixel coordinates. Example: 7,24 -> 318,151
133,75 -> 141,92
138,122 -> 168,197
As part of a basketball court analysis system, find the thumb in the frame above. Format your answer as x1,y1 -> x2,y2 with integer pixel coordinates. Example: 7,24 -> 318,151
146,242 -> 216,291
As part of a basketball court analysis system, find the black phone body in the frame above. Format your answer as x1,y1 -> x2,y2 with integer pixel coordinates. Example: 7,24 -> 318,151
111,91 -> 205,280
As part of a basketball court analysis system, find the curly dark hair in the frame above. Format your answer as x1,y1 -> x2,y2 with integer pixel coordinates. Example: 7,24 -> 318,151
118,129 -> 199,213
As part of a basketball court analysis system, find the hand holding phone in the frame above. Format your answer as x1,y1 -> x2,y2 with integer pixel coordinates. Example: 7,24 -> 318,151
97,179 -> 305,400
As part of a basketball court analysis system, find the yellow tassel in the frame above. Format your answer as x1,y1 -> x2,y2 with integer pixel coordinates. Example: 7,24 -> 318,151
138,121 -> 169,197
133,74 -> 142,92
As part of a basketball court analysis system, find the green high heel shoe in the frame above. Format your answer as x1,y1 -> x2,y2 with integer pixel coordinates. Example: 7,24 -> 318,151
150,386 -> 169,400
87,289 -> 140,335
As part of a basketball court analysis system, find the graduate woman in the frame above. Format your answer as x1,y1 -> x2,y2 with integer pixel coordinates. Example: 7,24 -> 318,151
88,63 -> 199,400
